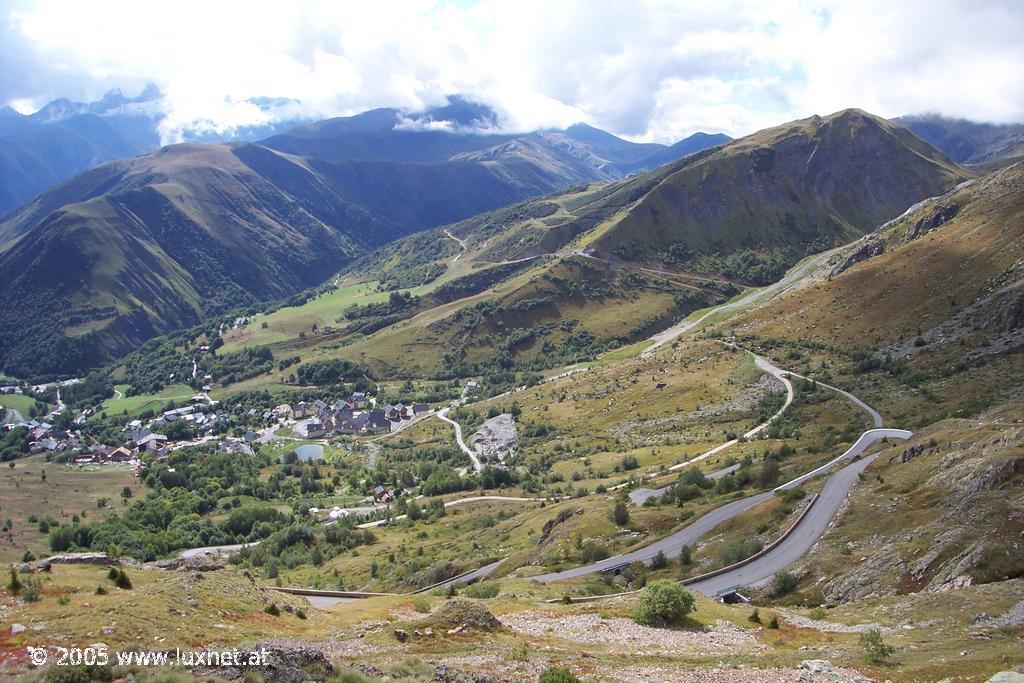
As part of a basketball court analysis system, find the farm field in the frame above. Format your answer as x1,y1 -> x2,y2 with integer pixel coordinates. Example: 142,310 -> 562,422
0,454 -> 138,563
95,383 -> 196,419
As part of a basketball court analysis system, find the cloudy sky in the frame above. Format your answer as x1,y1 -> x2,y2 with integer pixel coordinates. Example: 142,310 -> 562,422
1,0 -> 1022,143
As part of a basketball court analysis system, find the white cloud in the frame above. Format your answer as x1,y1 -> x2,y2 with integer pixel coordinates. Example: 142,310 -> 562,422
1,0 -> 1021,143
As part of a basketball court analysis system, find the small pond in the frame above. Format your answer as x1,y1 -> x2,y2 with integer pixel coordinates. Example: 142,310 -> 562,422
292,444 -> 324,461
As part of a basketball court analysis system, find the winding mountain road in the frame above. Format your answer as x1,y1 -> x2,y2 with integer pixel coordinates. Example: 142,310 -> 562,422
444,229 -> 468,262
609,352 -> 794,496
687,452 -> 883,595
641,246 -> 847,356
436,407 -> 482,471
533,428 -> 909,583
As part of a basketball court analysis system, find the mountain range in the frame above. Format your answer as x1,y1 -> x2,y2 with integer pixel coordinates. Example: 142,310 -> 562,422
226,109 -> 969,380
0,85 -> 319,215
0,98 -> 730,379
896,113 -> 1024,166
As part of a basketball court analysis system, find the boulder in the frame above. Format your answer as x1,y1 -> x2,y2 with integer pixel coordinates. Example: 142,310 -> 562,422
421,598 -> 502,632
800,659 -> 835,674
37,553 -> 109,567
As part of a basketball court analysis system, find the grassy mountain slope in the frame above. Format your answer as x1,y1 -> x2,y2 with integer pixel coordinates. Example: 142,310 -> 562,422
0,101 -> 729,379
726,160 -> 1024,423
589,110 -> 967,280
0,143 -> 390,377
702,162 -> 1024,601
214,110 -> 968,385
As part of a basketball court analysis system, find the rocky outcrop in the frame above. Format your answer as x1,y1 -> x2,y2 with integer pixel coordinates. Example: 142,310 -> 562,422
469,414 -> 517,465
897,443 -> 926,463
422,598 -> 502,632
538,507 -> 584,547
147,555 -> 225,572
903,202 -> 960,242
36,552 -> 111,567
215,644 -> 334,683
829,237 -> 885,278
823,543 -> 905,602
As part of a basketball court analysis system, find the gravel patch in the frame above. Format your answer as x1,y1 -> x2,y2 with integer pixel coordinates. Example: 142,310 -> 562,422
972,598 -> 1024,629
256,635 -> 383,659
500,611 -> 763,656
612,664 -> 873,682
437,654 -> 547,682
778,609 -> 893,634
470,414 -> 517,463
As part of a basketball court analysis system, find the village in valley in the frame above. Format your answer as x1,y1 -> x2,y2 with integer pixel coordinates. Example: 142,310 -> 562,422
1,370 -> 521,524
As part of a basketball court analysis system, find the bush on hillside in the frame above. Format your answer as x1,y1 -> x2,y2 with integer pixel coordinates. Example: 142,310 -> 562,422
633,580 -> 695,627
538,667 -> 581,683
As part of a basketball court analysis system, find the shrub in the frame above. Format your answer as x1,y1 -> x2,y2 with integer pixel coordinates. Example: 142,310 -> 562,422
265,603 -> 281,616
295,608 -> 307,620
859,629 -> 895,663
580,541 -> 609,563
611,499 -> 630,526
21,577 -> 41,602
650,550 -> 668,570
770,571 -> 797,597
510,641 -> 531,662
58,594 -> 70,606
809,607 -> 826,620
768,615 -> 779,629
538,667 -> 581,683
749,608 -> 761,623
112,568 -> 132,590
463,581 -> 500,599
718,538 -> 762,567
412,598 -> 431,613
7,567 -> 21,594
43,662 -> 113,682
678,545 -> 692,565
633,580 -> 695,627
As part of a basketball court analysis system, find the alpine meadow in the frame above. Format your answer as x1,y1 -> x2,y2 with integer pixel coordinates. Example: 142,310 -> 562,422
0,2 -> 1022,682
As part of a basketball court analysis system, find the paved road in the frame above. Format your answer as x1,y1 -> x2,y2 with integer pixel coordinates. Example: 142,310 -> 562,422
609,354 -> 794,498
534,491 -> 776,582
178,542 -> 259,559
629,463 -> 740,506
775,428 -> 910,491
781,371 -> 884,429
303,595 -> 358,608
626,352 -> 889,506
356,495 -> 545,528
533,428 -> 910,583
689,453 -> 883,595
436,408 -> 482,471
415,558 -> 508,593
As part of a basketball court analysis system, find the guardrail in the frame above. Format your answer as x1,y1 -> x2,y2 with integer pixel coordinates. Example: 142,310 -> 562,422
272,587 -> 396,599
681,492 -> 818,587
411,558 -> 504,594
545,492 -> 820,604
